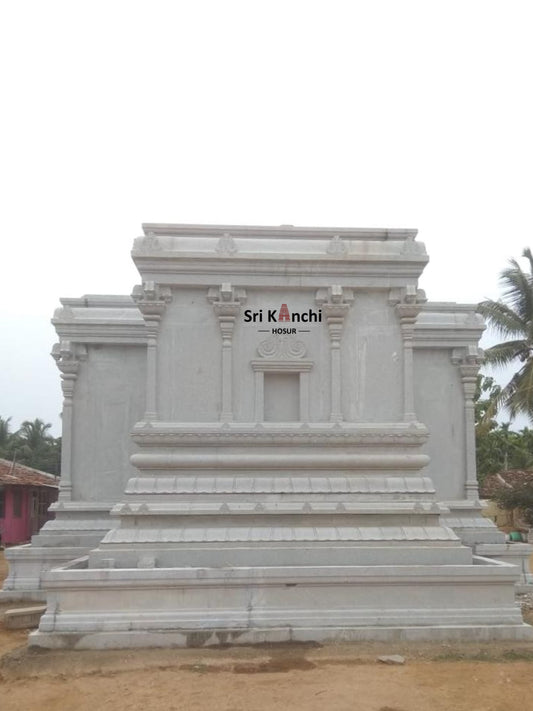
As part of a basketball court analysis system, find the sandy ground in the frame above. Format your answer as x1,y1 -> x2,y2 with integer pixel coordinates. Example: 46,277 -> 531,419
3,550 -> 533,711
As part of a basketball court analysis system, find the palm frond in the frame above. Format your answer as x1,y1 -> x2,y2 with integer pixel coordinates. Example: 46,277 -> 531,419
522,247 -> 533,278
500,263 -> 533,324
483,340 -> 530,367
477,299 -> 526,338
508,359 -> 533,421
490,360 -> 533,423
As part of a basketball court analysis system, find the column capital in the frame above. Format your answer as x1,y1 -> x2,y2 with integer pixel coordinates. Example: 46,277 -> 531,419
51,341 -> 87,388
132,282 -> 172,321
389,286 -> 427,336
207,283 -> 247,315
451,345 -> 484,370
316,286 -> 354,342
315,285 -> 354,311
452,346 -> 483,401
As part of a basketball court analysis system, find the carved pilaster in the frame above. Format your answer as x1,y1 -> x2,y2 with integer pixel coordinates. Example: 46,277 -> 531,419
132,282 -> 172,421
207,284 -> 246,421
389,286 -> 427,422
452,345 -> 484,499
316,286 -> 354,422
51,341 -> 87,501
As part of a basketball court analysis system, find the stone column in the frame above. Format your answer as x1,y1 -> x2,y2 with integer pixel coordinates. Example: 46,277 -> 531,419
51,341 -> 86,502
207,284 -> 246,422
316,286 -> 354,422
452,345 -> 483,499
390,286 -> 426,422
132,282 -> 172,422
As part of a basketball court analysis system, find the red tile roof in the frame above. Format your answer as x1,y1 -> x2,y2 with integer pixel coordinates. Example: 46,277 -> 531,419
0,458 -> 59,488
480,469 -> 533,498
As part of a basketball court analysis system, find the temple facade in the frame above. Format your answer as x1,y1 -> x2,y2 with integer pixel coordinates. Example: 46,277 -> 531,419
3,224 -> 532,646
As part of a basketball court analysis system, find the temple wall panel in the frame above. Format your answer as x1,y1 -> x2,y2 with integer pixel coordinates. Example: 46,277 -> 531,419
72,345 -> 146,501
157,288 -> 221,421
414,348 -> 465,500
343,292 -> 403,422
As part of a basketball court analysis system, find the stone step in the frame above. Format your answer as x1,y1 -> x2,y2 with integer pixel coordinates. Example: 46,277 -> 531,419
4,605 -> 46,629
100,524 -> 459,545
89,541 -> 472,569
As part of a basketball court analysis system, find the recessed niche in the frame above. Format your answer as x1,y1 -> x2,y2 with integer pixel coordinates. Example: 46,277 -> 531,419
263,372 -> 300,422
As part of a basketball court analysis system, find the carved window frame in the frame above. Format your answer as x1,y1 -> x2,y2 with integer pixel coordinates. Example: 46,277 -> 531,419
250,336 -> 314,422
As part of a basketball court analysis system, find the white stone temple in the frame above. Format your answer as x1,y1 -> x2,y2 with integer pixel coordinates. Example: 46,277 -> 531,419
4,224 -> 533,647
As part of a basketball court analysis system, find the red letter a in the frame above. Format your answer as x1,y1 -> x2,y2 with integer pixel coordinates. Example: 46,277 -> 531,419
278,303 -> 290,322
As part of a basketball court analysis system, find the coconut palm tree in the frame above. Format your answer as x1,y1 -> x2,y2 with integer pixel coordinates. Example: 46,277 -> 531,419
478,248 -> 533,420
15,419 -> 54,469
0,416 -> 11,449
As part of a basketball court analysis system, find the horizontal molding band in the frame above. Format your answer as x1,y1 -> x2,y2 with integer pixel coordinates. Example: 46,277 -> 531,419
124,475 -> 436,495
130,453 -> 430,470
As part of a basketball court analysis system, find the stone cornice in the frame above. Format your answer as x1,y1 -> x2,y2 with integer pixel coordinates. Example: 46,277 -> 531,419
52,298 -> 147,345
130,261 -> 428,289
141,223 -> 419,241
413,302 -> 484,349
132,224 -> 428,284
52,324 -> 147,345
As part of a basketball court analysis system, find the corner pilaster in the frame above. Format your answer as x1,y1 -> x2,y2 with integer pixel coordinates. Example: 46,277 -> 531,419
207,284 -> 247,421
389,286 -> 427,422
452,345 -> 483,499
51,341 -> 87,501
316,286 -> 354,422
132,282 -> 172,421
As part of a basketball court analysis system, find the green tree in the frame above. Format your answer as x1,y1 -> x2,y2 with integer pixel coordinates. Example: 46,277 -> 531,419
475,376 -> 533,483
15,418 -> 56,473
0,416 -> 12,452
478,248 -> 533,421
475,375 -> 501,434
491,477 -> 533,528
0,416 -> 61,476
0,415 -> 19,460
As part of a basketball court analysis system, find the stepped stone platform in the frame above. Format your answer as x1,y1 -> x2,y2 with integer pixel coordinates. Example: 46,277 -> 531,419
31,424 -> 531,648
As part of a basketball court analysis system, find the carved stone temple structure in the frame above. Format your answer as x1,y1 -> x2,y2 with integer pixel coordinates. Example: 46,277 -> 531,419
5,224 -> 533,647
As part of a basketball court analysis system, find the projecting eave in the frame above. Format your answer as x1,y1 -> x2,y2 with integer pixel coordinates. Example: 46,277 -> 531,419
132,224 -> 428,286
141,223 -> 419,241
414,302 -> 485,349
52,295 -> 146,345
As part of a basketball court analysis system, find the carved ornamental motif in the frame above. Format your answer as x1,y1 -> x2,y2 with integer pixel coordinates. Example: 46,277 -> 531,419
139,232 -> 162,251
326,235 -> 347,256
257,336 -> 307,360
215,233 -> 238,256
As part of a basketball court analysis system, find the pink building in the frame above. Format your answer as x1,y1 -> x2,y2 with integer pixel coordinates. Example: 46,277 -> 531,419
0,459 -> 58,545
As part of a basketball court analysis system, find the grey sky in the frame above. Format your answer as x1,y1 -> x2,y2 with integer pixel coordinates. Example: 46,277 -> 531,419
2,1 -> 532,435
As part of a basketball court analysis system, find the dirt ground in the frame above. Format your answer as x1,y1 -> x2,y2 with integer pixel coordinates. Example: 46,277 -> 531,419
3,551 -> 533,711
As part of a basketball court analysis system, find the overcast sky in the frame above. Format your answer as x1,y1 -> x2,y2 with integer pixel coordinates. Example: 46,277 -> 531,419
2,1 -> 532,436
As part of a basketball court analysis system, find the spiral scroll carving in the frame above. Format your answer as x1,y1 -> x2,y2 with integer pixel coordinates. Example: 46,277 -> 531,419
257,336 -> 307,359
